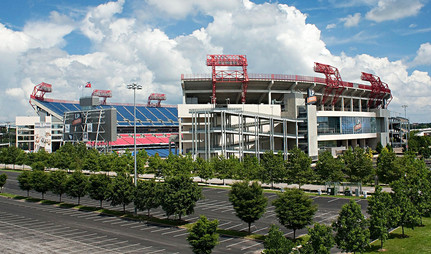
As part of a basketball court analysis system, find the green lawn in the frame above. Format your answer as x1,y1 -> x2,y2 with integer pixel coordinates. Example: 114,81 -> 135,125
366,217 -> 431,253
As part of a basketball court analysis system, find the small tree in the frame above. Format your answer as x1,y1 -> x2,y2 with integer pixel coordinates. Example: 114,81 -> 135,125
263,224 -> 294,254
332,200 -> 370,253
31,170 -> 50,199
273,188 -> 317,239
368,186 -> 393,250
66,170 -> 89,205
260,150 -> 286,188
31,161 -> 45,171
187,215 -> 219,254
301,223 -> 335,254
161,174 -> 202,220
0,173 -> 7,192
285,147 -> 314,189
315,150 -> 344,182
109,173 -> 135,213
228,181 -> 268,234
88,173 -> 112,208
194,157 -> 214,183
17,171 -> 32,197
49,170 -> 68,202
134,179 -> 162,216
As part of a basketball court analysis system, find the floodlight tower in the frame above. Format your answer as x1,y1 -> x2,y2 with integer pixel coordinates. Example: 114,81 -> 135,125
92,90 -> 112,105
360,72 -> 392,109
314,62 -> 344,105
206,54 -> 249,104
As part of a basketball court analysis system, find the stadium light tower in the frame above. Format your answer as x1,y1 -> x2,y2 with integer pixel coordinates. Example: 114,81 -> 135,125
127,83 -> 142,215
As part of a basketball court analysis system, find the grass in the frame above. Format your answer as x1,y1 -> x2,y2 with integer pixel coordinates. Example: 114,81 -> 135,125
365,217 -> 431,253
0,168 -> 24,173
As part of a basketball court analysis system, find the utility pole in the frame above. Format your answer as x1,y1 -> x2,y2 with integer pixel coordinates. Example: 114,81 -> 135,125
401,105 -> 409,151
401,105 -> 408,118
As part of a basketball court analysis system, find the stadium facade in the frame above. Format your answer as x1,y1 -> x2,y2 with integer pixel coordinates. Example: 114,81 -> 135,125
178,55 -> 392,160
16,54 -> 393,160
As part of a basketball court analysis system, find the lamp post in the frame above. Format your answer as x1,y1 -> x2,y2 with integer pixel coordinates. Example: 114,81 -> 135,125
127,83 -> 142,215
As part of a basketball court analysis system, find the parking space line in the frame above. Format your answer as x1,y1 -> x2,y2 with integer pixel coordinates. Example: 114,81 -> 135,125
226,239 -> 248,248
328,198 -> 339,203
219,237 -> 234,243
161,228 -> 186,235
130,224 -> 148,229
102,240 -> 129,248
110,242 -> 141,251
173,232 -> 189,237
224,223 -> 243,230
146,249 -> 166,254
122,246 -> 153,254
241,242 -> 262,251
150,227 -> 172,233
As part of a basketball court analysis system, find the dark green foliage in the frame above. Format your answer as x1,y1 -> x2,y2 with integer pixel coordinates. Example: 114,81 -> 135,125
66,170 -> 89,205
0,173 -> 7,192
49,170 -> 68,202
376,142 -> 383,154
88,173 -> 112,208
31,161 -> 45,171
341,147 -> 374,184
137,149 -> 149,174
109,173 -> 135,213
260,150 -> 285,188
228,181 -> 267,234
376,147 -> 398,184
148,153 -> 166,177
391,178 -> 421,237
285,147 -> 314,188
301,223 -> 335,254
187,215 -> 219,254
82,149 -> 100,172
134,179 -> 162,216
240,155 -> 262,180
17,171 -> 32,197
31,170 -> 50,199
161,174 -> 202,220
273,188 -> 317,239
194,157 -> 214,183
263,224 -> 294,254
332,200 -> 370,253
316,151 -> 344,182
367,186 -> 393,249
211,155 -> 240,185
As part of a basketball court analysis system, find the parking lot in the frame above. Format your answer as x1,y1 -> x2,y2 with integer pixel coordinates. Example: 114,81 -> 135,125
0,170 -> 368,253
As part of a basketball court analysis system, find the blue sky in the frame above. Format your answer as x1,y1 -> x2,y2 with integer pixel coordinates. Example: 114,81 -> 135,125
0,0 -> 430,122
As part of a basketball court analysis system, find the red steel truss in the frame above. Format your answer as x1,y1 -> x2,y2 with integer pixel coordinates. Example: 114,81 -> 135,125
314,62 -> 344,105
147,93 -> 166,107
92,89 -> 112,105
206,54 -> 249,104
361,72 -> 392,109
30,82 -> 52,101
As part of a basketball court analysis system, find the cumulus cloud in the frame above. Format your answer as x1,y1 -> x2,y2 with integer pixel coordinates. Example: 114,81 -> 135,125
0,0 -> 430,123
412,43 -> 431,66
366,0 -> 424,22
341,13 -> 361,27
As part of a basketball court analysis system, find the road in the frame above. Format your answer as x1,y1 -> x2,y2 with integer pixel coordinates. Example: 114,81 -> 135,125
0,170 -> 368,253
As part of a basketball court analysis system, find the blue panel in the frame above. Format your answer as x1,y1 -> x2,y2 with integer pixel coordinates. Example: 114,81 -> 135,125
138,106 -> 158,121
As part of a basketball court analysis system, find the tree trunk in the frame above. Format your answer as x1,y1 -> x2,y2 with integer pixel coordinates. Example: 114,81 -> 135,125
78,196 -> 81,205
59,193 -> 62,203
293,229 -> 296,240
42,192 -> 44,200
248,222 -> 251,235
402,225 -> 405,237
147,209 -> 150,217
123,204 -> 126,213
27,190 -> 29,198
381,239 -> 383,249
100,200 -> 103,208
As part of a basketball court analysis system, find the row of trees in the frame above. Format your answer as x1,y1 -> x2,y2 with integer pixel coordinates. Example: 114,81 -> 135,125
2,144 -> 376,187
17,169 -> 202,218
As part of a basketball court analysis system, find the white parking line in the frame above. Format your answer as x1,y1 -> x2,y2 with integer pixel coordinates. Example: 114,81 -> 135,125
241,242 -> 262,250
122,246 -> 153,254
226,239 -> 248,248
146,249 -> 166,254
328,198 -> 339,203
130,224 -> 148,229
161,228 -> 186,235
173,232 -> 189,237
150,227 -> 172,233
224,223 -> 243,230
219,237 -> 234,243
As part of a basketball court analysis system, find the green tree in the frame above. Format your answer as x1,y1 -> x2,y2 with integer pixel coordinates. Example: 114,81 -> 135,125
260,150 -> 285,189
301,223 -> 335,254
31,161 -> 45,171
212,155 -> 240,185
367,186 -> 393,250
228,181 -> 268,234
161,174 -> 202,220
49,170 -> 68,202
134,179 -> 162,216
240,155 -> 262,180
137,149 -> 149,174
0,173 -> 7,193
391,178 -> 421,237
109,173 -> 135,213
148,153 -> 167,177
194,157 -> 214,183
31,170 -> 50,199
187,215 -> 219,254
17,171 -> 32,197
375,142 -> 384,154
82,149 -> 100,172
341,147 -> 374,185
273,188 -> 317,239
332,200 -> 370,253
376,147 -> 398,184
285,146 -> 314,188
315,150 -> 344,182
88,173 -> 112,208
263,224 -> 294,254
66,170 -> 89,205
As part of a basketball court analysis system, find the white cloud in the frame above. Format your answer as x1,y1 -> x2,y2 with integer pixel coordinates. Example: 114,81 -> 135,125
341,13 -> 361,27
412,42 -> 431,66
366,0 -> 424,22
0,0 -> 430,123
326,23 -> 337,30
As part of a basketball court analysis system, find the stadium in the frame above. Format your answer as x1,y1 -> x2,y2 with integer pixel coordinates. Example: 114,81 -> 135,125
16,54 -> 394,159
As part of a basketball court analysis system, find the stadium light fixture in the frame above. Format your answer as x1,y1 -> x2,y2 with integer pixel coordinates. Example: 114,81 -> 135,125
127,83 -> 142,215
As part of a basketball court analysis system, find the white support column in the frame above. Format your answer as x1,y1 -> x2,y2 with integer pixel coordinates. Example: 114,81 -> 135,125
341,97 -> 344,111
350,98 -> 354,112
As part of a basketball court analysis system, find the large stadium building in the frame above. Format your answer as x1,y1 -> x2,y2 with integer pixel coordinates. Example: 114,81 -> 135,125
17,54 -> 394,159
178,55 -> 392,160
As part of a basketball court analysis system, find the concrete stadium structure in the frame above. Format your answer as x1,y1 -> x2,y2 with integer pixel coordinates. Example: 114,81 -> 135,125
178,55 -> 392,160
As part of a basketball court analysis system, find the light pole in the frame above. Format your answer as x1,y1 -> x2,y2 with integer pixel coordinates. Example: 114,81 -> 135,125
127,83 -> 142,215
